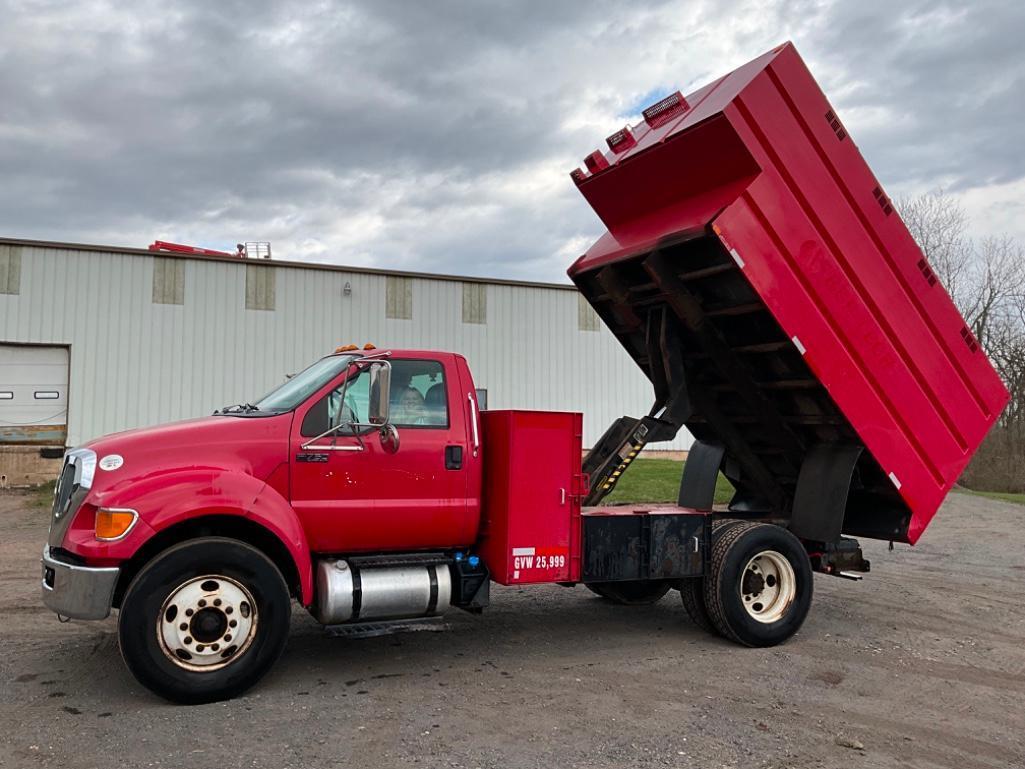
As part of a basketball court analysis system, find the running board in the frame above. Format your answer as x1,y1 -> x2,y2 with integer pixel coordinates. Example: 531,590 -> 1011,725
323,616 -> 449,639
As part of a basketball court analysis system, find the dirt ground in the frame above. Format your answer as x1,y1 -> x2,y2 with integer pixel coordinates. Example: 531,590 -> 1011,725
1,490 -> 1023,769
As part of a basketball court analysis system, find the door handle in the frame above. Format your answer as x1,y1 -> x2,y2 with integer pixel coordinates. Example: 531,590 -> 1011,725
467,394 -> 479,457
445,445 -> 463,470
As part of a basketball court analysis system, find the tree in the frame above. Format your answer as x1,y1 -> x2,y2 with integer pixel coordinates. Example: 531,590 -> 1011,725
898,191 -> 1025,492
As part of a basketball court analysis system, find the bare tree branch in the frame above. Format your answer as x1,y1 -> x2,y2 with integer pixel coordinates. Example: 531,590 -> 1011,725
898,191 -> 1025,492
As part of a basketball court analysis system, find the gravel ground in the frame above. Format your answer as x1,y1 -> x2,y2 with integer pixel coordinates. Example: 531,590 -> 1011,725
1,490 -> 1023,769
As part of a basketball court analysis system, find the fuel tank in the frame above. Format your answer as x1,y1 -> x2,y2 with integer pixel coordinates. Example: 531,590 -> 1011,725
313,558 -> 452,624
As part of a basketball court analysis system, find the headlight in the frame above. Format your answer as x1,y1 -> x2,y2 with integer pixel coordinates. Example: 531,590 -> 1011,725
76,449 -> 97,490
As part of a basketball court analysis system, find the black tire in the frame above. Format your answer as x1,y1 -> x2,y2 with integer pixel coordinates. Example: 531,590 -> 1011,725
703,522 -> 813,647
586,580 -> 672,605
679,579 -> 717,634
118,537 -> 291,704
679,519 -> 747,636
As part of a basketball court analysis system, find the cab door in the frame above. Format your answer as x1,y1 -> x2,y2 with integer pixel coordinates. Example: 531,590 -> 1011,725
289,355 -> 472,553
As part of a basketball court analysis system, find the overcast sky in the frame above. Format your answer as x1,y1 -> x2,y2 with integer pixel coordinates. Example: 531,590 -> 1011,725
1,0 -> 1022,282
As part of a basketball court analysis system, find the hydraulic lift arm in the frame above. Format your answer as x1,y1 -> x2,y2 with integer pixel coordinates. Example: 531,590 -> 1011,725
582,306 -> 691,505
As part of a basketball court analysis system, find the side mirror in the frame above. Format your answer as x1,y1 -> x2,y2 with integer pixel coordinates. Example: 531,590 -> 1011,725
367,362 -> 391,425
378,423 -> 400,454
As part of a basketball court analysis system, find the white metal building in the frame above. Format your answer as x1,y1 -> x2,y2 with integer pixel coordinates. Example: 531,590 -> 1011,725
0,237 -> 689,481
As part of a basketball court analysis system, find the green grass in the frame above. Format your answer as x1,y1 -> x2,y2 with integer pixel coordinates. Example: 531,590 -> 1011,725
29,480 -> 56,511
957,488 -> 1025,506
604,457 -> 733,506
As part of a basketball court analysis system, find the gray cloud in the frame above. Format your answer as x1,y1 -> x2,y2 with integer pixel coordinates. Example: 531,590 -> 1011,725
1,0 -> 1022,281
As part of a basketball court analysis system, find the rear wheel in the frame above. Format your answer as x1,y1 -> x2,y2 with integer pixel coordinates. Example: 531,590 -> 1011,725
680,519 -> 749,636
703,522 -> 812,646
586,580 -> 671,605
679,579 -> 717,634
118,537 -> 291,704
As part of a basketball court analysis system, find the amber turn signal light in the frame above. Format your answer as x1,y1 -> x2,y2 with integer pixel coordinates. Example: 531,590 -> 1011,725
95,508 -> 138,541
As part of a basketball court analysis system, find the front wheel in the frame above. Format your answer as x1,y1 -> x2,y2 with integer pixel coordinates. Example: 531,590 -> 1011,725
703,522 -> 813,647
118,537 -> 291,704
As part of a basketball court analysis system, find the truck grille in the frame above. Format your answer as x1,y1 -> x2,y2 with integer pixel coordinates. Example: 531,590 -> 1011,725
52,460 -> 76,522
47,448 -> 95,548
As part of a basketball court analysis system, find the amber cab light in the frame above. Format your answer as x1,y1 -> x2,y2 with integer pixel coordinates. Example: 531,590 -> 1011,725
95,508 -> 138,541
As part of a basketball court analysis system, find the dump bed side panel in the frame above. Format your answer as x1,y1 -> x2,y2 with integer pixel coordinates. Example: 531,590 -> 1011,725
712,47 -> 1007,540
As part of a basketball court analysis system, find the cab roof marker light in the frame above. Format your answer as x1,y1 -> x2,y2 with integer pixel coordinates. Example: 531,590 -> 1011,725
729,248 -> 745,268
583,150 -> 609,174
606,126 -> 637,154
791,335 -> 807,355
570,168 -> 587,186
642,90 -> 689,128
888,472 -> 902,490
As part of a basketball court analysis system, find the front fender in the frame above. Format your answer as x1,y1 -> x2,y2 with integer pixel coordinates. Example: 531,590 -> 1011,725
65,468 -> 314,605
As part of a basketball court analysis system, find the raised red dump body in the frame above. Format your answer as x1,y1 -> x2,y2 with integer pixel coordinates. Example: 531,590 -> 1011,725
569,42 -> 1008,544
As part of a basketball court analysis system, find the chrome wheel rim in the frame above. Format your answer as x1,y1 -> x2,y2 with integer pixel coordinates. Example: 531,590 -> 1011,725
157,575 -> 257,671
740,550 -> 796,624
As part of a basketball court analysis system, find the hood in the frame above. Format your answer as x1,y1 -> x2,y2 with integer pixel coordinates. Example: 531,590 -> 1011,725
82,413 -> 293,493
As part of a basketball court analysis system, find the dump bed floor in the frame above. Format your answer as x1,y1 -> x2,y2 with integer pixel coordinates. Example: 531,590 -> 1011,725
568,43 -> 1008,544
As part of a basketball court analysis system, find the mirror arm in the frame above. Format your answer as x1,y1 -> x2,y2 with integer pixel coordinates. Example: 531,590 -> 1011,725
300,423 -> 344,450
301,356 -> 394,450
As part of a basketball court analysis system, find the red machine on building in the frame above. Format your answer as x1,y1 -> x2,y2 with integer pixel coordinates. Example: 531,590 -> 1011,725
42,44 -> 1007,704
148,241 -> 272,259
147,240 -> 239,257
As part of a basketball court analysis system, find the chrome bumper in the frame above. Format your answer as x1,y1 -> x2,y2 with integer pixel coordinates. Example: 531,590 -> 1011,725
41,545 -> 120,620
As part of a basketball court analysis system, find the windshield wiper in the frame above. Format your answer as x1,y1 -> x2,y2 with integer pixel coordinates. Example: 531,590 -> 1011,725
214,403 -> 260,415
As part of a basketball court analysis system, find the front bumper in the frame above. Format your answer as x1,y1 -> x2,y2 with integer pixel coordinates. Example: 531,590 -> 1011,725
41,545 -> 120,620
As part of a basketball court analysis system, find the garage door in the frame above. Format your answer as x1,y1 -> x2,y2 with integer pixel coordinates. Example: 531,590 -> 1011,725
0,345 -> 69,445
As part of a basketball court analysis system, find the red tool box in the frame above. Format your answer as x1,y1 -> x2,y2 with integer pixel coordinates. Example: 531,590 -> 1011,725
477,410 -> 585,585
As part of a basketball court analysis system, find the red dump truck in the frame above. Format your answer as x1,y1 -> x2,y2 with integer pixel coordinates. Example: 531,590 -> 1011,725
41,43 -> 1008,704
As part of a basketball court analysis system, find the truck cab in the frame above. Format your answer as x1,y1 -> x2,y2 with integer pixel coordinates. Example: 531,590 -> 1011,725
42,347 -> 497,702
283,349 -> 482,553
43,347 -> 485,604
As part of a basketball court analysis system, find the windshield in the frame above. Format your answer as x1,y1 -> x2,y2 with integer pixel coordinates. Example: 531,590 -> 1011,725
252,355 -> 355,412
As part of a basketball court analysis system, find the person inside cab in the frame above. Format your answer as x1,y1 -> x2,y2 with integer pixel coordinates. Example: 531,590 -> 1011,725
394,386 -> 427,425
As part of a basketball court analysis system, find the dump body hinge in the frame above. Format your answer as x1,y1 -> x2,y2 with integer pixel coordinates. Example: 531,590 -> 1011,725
808,537 -> 870,578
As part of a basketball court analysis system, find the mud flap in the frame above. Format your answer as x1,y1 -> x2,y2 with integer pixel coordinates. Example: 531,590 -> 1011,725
790,443 -> 863,543
678,440 -> 725,510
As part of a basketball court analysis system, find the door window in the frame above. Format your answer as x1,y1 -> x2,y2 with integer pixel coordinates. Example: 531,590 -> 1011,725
301,369 -> 370,437
390,360 -> 448,427
301,359 -> 448,436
